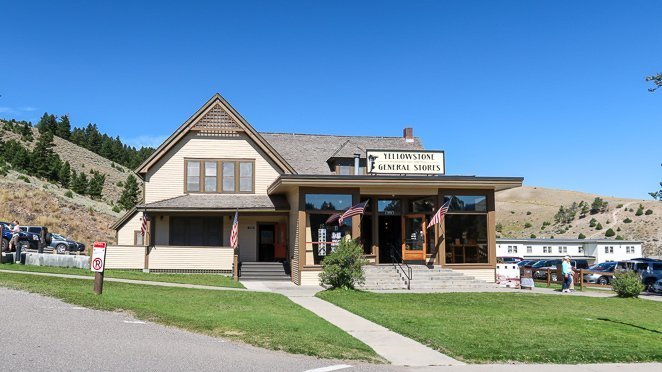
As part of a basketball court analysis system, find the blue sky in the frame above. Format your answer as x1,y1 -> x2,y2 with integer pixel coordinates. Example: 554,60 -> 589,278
1,1 -> 660,199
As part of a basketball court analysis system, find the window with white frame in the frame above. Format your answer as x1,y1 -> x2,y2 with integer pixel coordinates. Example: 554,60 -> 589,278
507,245 -> 517,253
543,246 -> 551,253
578,246 -> 583,253
526,246 -> 532,254
558,246 -> 567,254
605,246 -> 614,254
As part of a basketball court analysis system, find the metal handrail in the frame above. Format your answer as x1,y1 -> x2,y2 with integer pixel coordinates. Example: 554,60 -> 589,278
389,245 -> 412,290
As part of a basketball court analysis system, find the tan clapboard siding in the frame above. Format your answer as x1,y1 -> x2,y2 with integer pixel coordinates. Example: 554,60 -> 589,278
117,212 -> 142,245
149,246 -> 233,270
454,269 -> 496,283
300,270 -> 321,286
287,189 -> 300,284
105,246 -> 145,269
145,133 -> 281,203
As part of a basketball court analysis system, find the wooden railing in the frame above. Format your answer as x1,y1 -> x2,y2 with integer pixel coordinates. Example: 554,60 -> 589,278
529,267 -> 615,290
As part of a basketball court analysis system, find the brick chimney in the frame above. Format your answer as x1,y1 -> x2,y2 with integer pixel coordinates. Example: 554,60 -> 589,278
403,127 -> 414,143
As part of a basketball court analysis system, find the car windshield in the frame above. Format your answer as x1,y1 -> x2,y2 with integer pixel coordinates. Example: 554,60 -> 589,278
589,263 -> 615,271
53,234 -> 65,240
531,260 -> 549,268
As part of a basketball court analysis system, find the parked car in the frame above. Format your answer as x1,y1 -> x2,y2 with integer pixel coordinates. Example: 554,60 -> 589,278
497,256 -> 523,263
1,222 -> 41,251
620,259 -> 662,290
532,259 -> 589,281
583,262 -> 617,285
49,233 -> 86,254
517,260 -> 535,267
651,278 -> 662,294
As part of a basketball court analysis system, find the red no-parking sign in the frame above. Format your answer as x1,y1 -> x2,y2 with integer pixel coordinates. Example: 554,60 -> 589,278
90,242 -> 107,273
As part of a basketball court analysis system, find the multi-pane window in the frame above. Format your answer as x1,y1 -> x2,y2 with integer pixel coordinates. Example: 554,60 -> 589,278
222,162 -> 235,192
507,245 -> 517,254
204,161 -> 217,192
186,161 -> 201,192
578,246 -> 584,253
185,159 -> 254,194
239,162 -> 253,192
526,246 -> 532,254
605,246 -> 614,254
543,246 -> 551,253
558,246 -> 567,254
626,246 -> 635,254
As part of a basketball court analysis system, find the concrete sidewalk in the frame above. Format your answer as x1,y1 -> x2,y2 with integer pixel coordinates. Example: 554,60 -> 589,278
0,269 -> 251,292
257,281 -> 464,367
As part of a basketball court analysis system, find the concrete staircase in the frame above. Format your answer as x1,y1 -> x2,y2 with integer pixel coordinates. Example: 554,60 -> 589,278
239,262 -> 290,281
359,265 -> 496,291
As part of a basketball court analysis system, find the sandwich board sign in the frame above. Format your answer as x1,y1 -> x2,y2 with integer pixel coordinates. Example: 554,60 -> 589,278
91,241 -> 107,273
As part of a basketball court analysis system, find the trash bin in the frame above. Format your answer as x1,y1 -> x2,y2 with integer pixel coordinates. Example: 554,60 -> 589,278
520,267 -> 534,289
1,252 -> 14,264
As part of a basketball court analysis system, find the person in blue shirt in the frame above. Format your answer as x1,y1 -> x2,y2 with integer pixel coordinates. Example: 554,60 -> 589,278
561,256 -> 573,293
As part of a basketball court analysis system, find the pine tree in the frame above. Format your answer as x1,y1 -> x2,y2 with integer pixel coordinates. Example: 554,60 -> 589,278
71,171 -> 88,195
56,115 -> 71,139
117,174 -> 140,210
31,131 -> 56,178
36,112 -> 57,134
59,161 -> 71,188
87,171 -> 106,199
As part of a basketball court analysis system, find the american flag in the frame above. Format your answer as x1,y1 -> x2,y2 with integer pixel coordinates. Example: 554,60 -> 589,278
230,210 -> 239,249
338,201 -> 368,225
325,213 -> 341,224
425,199 -> 451,229
140,213 -> 149,237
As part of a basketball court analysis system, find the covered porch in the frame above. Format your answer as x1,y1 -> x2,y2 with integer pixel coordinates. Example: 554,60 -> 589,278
134,193 -> 290,276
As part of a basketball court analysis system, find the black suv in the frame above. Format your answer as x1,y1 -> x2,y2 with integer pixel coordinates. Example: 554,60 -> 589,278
616,259 -> 662,290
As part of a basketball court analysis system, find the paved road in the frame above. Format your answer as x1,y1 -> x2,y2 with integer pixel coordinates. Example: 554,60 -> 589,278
0,287 -> 389,372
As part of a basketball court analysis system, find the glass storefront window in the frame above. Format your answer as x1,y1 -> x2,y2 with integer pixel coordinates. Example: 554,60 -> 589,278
444,214 -> 488,264
446,195 -> 487,212
309,214 -> 352,264
378,199 -> 401,214
305,194 -> 353,211
410,197 -> 435,213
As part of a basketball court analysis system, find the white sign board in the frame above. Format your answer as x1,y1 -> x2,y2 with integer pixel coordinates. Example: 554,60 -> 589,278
90,241 -> 107,273
318,228 -> 327,256
366,149 -> 445,175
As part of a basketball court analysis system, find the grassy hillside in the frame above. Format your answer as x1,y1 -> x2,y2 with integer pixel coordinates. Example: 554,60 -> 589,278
0,170 -> 118,247
1,125 -> 140,202
496,186 -> 662,256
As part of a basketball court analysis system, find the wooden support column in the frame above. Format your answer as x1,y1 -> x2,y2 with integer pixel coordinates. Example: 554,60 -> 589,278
372,196 -> 379,263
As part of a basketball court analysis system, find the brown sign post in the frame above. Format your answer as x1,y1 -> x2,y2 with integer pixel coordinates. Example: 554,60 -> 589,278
91,241 -> 107,295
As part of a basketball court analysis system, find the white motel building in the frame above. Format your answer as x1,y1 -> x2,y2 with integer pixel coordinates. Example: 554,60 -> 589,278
111,93 -> 523,285
496,238 -> 643,263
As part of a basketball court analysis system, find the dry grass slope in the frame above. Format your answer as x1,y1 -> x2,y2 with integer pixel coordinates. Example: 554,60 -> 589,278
2,127 -> 142,202
0,171 -> 117,248
496,186 -> 662,256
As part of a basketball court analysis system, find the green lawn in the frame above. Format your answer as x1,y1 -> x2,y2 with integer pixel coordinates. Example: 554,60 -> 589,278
0,264 -> 243,288
318,290 -> 662,363
0,272 -> 380,362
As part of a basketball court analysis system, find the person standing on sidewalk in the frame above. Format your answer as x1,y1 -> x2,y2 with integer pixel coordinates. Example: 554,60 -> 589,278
561,256 -> 573,293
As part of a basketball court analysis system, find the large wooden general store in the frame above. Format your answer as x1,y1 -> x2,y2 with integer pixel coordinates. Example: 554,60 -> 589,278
113,94 -> 523,284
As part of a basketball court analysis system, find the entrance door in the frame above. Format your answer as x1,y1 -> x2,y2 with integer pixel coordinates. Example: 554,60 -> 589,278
402,214 -> 426,261
258,224 -> 275,261
378,215 -> 402,263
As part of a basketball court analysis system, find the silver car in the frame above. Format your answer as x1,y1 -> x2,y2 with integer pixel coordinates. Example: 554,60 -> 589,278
48,233 -> 85,254
651,278 -> 662,294
584,262 -> 617,285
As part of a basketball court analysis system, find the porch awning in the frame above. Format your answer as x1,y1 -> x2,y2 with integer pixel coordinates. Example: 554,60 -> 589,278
138,194 -> 289,213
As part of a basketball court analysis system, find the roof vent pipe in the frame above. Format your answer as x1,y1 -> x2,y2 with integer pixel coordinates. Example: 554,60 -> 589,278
354,153 -> 361,175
